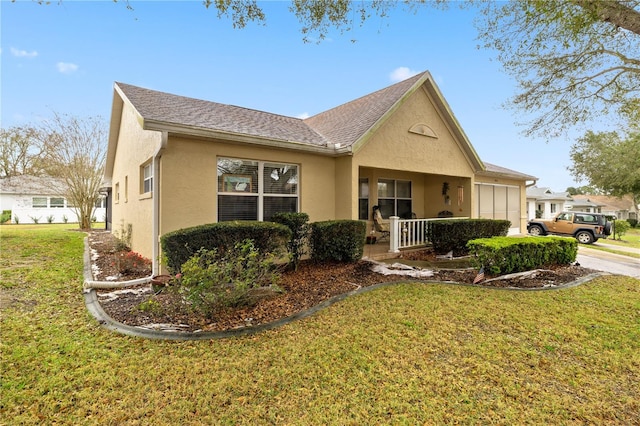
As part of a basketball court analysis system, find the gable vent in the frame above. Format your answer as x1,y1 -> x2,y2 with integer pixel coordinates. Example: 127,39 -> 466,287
409,123 -> 438,138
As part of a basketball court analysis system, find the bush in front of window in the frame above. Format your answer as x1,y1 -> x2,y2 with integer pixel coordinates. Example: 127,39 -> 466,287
271,212 -> 310,271
428,219 -> 511,256
467,236 -> 577,275
309,220 -> 366,263
161,221 -> 291,274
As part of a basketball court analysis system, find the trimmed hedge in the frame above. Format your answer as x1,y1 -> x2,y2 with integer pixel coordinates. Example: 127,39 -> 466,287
428,219 -> 510,255
309,220 -> 366,262
160,221 -> 291,273
467,236 -> 577,275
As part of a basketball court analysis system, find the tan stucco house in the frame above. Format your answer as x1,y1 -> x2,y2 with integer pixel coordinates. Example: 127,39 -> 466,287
105,71 -> 537,274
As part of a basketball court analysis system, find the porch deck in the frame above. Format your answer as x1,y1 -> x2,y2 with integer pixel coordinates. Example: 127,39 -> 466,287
361,239 -> 427,261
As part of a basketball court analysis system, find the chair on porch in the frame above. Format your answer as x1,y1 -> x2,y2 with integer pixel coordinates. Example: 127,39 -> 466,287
372,205 -> 390,242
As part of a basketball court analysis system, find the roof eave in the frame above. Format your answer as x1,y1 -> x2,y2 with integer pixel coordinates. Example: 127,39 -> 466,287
143,120 -> 352,157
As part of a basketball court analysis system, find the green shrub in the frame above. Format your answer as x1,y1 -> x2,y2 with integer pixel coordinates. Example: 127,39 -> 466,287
178,240 -> 281,317
467,236 -> 577,275
627,218 -> 637,228
309,220 -> 366,262
428,219 -> 510,255
0,211 -> 11,224
161,221 -> 290,273
271,212 -> 310,271
613,220 -> 631,239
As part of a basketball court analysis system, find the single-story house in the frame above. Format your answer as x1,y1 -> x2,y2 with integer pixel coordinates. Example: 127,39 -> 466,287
568,194 -> 638,220
0,175 -> 106,224
525,186 -> 573,219
105,71 -> 537,274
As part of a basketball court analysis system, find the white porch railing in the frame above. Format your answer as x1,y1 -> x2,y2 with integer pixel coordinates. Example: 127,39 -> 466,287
388,216 -> 470,253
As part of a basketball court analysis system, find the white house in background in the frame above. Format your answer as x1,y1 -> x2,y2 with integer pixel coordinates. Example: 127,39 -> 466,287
525,186 -> 572,219
0,175 -> 106,224
568,194 -> 638,220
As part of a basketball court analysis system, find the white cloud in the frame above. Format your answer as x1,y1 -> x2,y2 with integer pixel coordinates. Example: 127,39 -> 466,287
11,47 -> 38,58
389,67 -> 419,83
57,62 -> 79,74
296,112 -> 310,119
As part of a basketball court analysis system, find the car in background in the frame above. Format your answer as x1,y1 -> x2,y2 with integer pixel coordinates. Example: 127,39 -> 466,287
527,211 -> 612,244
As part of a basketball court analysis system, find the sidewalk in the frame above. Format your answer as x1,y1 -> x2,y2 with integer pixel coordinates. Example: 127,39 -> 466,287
590,241 -> 640,256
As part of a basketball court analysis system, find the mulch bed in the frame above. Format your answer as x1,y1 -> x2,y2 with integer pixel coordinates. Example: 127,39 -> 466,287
87,231 -> 599,333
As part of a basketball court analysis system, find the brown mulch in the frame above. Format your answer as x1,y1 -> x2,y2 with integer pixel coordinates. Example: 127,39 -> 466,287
87,231 -> 599,333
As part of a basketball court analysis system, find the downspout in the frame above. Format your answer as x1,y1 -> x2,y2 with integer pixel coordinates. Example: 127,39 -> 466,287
152,131 -> 168,276
84,131 -> 168,290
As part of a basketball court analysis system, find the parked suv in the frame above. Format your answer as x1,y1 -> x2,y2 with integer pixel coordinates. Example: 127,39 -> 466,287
527,211 -> 612,244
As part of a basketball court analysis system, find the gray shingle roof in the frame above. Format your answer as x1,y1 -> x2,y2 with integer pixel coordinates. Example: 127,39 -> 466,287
115,82 -> 328,146
482,162 -> 538,181
304,72 -> 427,147
0,175 -> 65,194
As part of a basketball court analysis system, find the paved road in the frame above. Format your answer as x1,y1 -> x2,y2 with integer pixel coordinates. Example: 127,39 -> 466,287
577,246 -> 640,278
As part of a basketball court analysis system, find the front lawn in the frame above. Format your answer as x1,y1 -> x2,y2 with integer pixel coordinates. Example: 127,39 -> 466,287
1,225 -> 639,424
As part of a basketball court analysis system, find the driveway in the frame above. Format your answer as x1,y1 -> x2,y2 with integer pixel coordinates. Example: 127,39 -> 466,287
577,244 -> 640,278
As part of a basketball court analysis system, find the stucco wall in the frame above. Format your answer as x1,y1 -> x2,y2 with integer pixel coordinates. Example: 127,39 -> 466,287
354,87 -> 475,178
158,136 -> 337,237
110,103 -> 161,258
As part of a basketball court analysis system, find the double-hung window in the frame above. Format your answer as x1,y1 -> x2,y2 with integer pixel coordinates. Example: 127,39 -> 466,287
377,179 -> 412,219
217,157 -> 298,222
142,162 -> 153,194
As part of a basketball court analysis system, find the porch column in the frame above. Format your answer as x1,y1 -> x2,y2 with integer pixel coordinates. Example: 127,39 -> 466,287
389,216 -> 400,253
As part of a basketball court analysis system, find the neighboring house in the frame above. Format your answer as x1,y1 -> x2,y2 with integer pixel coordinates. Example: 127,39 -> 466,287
525,187 -> 572,219
568,194 -> 638,220
105,71 -> 537,273
0,175 -> 106,224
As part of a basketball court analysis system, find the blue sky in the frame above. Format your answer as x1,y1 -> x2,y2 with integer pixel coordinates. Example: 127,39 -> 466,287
2,1 -> 585,191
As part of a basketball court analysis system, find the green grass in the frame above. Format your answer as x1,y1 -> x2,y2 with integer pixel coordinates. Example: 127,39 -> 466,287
585,227 -> 640,258
2,225 -> 639,424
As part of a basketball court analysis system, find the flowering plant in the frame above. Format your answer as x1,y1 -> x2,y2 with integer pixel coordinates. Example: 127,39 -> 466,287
115,251 -> 151,275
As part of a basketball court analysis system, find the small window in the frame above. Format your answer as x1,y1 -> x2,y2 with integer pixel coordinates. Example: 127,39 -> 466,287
142,163 -> 153,194
124,176 -> 129,202
50,197 -> 65,208
33,197 -> 47,208
115,183 -> 120,203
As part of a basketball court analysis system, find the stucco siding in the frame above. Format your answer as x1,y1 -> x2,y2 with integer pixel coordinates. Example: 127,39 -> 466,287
354,87 -> 475,178
159,136 -> 337,237
110,103 -> 161,258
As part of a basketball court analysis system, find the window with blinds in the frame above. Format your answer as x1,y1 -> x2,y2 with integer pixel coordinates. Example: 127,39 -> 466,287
217,157 -> 298,221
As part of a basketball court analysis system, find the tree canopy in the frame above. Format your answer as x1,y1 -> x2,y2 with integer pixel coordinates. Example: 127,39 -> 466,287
569,130 -> 640,207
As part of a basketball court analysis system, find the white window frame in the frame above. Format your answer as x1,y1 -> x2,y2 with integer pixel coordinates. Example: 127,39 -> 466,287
50,197 -> 65,208
217,157 -> 299,221
142,162 -> 153,194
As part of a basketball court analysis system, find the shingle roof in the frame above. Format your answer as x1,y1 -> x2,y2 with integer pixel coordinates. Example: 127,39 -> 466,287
304,72 -> 427,147
115,82 -> 328,146
0,175 -> 65,195
482,162 -> 538,181
526,186 -> 570,200
571,194 -> 636,211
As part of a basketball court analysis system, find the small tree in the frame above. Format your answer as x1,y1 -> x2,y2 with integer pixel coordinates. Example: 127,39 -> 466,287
36,113 -> 107,230
0,126 -> 45,178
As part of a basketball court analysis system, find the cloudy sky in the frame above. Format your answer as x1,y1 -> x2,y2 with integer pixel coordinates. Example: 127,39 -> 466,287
1,1 -> 597,190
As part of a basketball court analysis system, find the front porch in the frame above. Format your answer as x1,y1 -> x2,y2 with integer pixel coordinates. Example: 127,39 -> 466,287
362,216 -> 468,260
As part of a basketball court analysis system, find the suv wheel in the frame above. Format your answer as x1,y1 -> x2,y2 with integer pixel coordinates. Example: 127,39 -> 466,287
576,230 -> 594,244
528,225 -> 544,236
